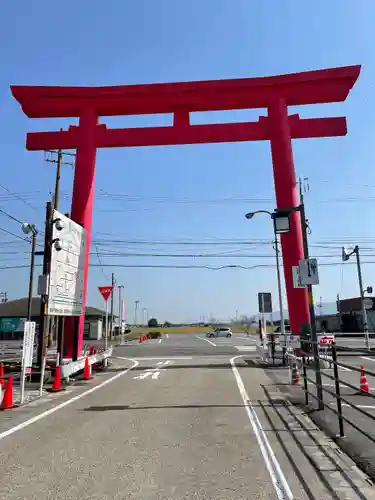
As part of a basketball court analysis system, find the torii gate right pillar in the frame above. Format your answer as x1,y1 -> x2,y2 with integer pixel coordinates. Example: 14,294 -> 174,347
268,98 -> 310,333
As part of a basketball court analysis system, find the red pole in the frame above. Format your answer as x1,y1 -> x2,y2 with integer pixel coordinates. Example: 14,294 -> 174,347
64,108 -> 98,359
268,99 -> 310,334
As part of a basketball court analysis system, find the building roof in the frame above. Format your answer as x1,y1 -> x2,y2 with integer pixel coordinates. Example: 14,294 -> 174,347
0,297 -> 116,318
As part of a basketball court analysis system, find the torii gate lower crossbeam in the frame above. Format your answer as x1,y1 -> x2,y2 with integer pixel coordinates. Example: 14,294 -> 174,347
11,65 -> 360,358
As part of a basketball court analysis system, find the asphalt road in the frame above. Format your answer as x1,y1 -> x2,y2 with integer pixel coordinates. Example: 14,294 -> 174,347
0,333 -> 372,499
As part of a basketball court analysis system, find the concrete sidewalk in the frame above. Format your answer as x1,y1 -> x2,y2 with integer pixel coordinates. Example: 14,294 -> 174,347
255,358 -> 375,486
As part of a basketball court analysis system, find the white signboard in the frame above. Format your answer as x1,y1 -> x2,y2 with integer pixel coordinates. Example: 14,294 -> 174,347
48,210 -> 86,316
280,334 -> 301,348
22,321 -> 36,374
298,258 -> 319,286
292,266 -> 305,289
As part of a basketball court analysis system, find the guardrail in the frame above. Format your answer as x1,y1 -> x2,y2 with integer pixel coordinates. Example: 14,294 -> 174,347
285,339 -> 375,443
60,346 -> 113,380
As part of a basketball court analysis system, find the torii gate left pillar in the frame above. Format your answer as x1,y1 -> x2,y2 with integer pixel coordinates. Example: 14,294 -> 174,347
64,109 -> 97,358
11,65 -> 360,359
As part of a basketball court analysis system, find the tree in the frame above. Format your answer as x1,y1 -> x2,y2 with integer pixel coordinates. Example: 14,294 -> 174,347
148,318 -> 158,327
164,321 -> 172,327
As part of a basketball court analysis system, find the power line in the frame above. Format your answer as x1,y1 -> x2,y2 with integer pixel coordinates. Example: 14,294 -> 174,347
1,260 -> 375,271
0,182 -> 39,212
0,226 -> 29,242
0,207 -> 23,225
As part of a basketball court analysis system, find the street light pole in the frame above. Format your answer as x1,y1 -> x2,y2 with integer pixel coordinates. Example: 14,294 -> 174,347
355,246 -> 370,350
21,223 -> 38,322
134,300 -> 139,326
342,245 -> 371,350
245,210 -> 285,335
272,219 -> 285,335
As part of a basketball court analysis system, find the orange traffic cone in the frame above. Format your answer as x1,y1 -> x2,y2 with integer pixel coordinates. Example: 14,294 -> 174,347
291,362 -> 300,386
1,376 -> 13,409
139,336 -> 143,343
360,365 -> 369,393
83,357 -> 92,380
48,365 -> 64,393
0,363 -> 4,389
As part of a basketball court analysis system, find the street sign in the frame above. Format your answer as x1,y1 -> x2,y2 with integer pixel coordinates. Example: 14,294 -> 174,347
0,317 -> 26,333
48,210 -> 86,316
292,266 -> 305,288
364,298 -> 373,310
22,321 -> 36,374
98,286 -> 114,302
258,292 -> 272,313
298,258 -> 319,286
280,334 -> 301,348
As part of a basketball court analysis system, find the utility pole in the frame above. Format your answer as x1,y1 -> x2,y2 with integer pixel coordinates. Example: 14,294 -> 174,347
37,201 -> 53,369
342,245 -> 371,349
44,145 -> 75,211
45,145 -> 74,348
109,273 -> 115,339
298,178 -> 323,408
337,293 -> 342,332
118,285 -> 124,343
134,300 -> 139,326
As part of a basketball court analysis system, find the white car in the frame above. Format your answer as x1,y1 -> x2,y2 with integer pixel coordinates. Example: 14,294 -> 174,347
207,327 -> 232,338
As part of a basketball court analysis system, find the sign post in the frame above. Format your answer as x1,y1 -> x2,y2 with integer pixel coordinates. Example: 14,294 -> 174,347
98,286 -> 114,365
258,292 -> 272,346
20,321 -> 36,404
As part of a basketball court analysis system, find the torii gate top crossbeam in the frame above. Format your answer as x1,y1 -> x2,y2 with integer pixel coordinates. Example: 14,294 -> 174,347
11,65 -> 360,118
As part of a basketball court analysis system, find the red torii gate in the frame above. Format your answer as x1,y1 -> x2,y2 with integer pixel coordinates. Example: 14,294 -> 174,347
11,65 -> 360,357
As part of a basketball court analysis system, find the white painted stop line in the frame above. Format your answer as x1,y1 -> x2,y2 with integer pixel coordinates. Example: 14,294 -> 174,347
235,346 -> 257,352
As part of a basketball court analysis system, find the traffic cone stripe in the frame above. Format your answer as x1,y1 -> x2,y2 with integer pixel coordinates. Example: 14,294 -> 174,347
359,365 -> 370,393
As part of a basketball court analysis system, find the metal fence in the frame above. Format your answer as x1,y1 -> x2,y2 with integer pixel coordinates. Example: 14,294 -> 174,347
284,339 -> 375,443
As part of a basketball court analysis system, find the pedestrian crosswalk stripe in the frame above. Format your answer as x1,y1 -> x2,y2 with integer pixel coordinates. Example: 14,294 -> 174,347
235,346 -> 257,352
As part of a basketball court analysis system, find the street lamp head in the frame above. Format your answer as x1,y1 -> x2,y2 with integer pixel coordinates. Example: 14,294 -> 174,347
245,212 -> 255,220
273,214 -> 290,234
21,222 -> 37,236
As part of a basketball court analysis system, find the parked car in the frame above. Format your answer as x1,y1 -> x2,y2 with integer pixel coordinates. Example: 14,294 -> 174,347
206,327 -> 232,338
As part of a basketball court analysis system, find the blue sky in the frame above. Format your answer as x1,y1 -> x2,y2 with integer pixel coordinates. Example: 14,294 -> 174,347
0,1 -> 374,323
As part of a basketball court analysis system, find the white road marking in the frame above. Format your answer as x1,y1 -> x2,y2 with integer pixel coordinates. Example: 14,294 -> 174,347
131,356 -> 192,361
158,338 -> 162,343
195,335 -> 216,347
133,368 -> 164,380
165,334 -> 169,339
235,346 -> 257,352
0,358 -> 139,442
361,356 -> 375,362
230,356 -> 293,500
340,403 -> 375,409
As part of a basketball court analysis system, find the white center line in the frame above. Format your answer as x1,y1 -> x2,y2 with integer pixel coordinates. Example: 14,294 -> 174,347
230,356 -> 293,500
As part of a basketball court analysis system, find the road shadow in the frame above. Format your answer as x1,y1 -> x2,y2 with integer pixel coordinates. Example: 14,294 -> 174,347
83,403 -> 246,411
